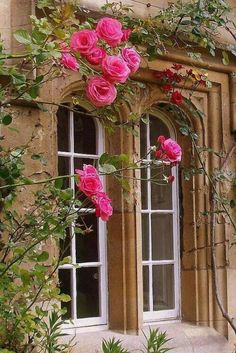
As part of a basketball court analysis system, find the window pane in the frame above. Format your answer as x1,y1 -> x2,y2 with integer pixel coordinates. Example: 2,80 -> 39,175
58,156 -> 70,188
74,108 -> 96,155
142,213 -> 149,260
76,267 -> 100,318
140,119 -> 147,157
141,166 -> 148,209
59,269 -> 72,319
57,105 -> 70,152
143,266 -> 149,312
153,265 -> 174,311
151,214 -> 173,260
149,115 -> 170,146
151,165 -> 172,210
76,213 -> 98,263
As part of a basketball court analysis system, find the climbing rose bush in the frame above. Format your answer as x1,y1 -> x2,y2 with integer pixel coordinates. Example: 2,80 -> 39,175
59,17 -> 139,107
75,164 -> 113,221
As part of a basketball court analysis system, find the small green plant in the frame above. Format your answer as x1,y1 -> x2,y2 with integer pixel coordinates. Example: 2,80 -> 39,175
101,328 -> 172,353
143,328 -> 172,353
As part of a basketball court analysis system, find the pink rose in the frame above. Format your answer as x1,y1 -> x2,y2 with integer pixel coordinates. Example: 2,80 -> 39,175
76,172 -> 103,197
157,135 -> 166,144
162,138 -> 182,163
75,164 -> 98,177
121,29 -> 132,42
102,55 -> 130,83
121,48 -> 141,74
60,53 -> 79,71
86,76 -> 117,107
70,30 -> 97,55
94,192 -> 113,221
96,17 -> 123,47
86,47 -> 106,65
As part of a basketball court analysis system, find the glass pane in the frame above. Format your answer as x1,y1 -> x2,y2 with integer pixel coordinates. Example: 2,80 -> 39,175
152,214 -> 173,260
60,228 -> 71,259
141,166 -> 148,209
142,213 -> 149,260
76,267 -> 100,318
58,156 -> 70,188
59,269 -> 72,319
76,213 -> 98,263
143,266 -> 149,312
57,105 -> 70,152
149,115 -> 170,147
74,108 -> 96,155
151,165 -> 173,210
153,265 -> 174,311
140,119 -> 147,157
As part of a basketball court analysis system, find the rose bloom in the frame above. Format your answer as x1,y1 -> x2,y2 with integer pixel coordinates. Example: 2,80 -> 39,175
96,17 -> 123,47
86,76 -> 117,107
75,164 -> 98,177
121,48 -> 141,74
167,175 -> 175,183
171,91 -> 183,105
157,135 -> 166,144
70,30 -> 97,55
60,53 -> 79,71
86,47 -> 106,65
162,138 -> 182,163
172,63 -> 183,71
76,172 -> 103,197
94,192 -> 113,221
162,84 -> 173,92
121,29 -> 132,41
102,55 -> 130,83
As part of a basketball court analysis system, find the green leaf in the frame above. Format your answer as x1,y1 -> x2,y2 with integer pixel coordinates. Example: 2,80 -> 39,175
99,163 -> 116,174
222,51 -> 229,65
13,29 -> 31,45
54,178 -> 63,189
1,114 -> 12,125
37,251 -> 49,262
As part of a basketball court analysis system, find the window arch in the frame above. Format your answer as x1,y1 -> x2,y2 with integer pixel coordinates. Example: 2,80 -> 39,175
140,110 -> 180,322
57,104 -> 107,330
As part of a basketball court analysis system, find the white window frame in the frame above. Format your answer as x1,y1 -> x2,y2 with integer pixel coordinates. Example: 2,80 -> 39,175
58,104 -> 108,331
141,110 -> 180,322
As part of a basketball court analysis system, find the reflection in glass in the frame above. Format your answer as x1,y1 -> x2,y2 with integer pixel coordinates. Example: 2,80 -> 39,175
59,269 -> 72,319
58,156 -> 70,188
151,165 -> 172,210
74,109 -> 96,155
76,267 -> 100,318
151,214 -> 173,260
153,265 -> 174,311
57,105 -> 70,152
76,213 -> 98,263
140,119 -> 147,157
149,115 -> 170,146
142,213 -> 149,260
143,266 -> 149,312
141,166 -> 148,209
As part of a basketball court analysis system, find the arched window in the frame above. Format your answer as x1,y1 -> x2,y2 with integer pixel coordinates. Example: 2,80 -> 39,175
140,111 -> 180,321
57,104 -> 107,330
